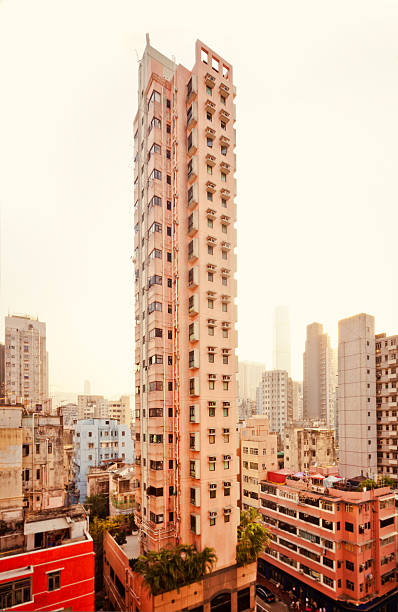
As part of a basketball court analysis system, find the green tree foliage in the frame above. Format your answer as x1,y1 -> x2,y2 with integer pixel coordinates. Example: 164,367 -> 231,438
236,508 -> 270,566
83,494 -> 109,519
89,515 -> 128,591
129,544 -> 217,596
357,478 -> 377,491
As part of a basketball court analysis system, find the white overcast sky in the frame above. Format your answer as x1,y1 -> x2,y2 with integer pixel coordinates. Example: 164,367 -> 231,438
1,0 -> 398,396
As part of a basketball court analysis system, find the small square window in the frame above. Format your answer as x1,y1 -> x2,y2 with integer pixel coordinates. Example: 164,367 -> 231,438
210,489 -> 216,498
210,517 -> 216,525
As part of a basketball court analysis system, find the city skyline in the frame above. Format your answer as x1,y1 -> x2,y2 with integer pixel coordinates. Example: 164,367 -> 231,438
2,1 -> 398,395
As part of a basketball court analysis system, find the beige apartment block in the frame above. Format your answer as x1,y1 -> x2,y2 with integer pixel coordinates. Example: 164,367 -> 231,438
5,315 -> 48,410
108,395 -> 131,426
284,424 -> 336,472
375,332 -> 398,481
338,313 -> 377,480
240,416 -> 277,511
292,380 -> 303,421
77,394 -> 108,420
131,37 -> 256,609
22,413 -> 65,511
303,322 -> 336,427
257,370 -> 292,438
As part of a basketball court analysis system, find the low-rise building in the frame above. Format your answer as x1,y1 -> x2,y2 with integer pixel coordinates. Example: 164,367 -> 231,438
284,425 -> 337,473
240,416 -> 277,511
74,418 -> 134,501
0,505 -> 94,611
109,464 -> 136,516
259,472 -> 397,610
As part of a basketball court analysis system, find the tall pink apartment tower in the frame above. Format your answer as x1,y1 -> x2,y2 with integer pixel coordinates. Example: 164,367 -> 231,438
133,35 -> 242,587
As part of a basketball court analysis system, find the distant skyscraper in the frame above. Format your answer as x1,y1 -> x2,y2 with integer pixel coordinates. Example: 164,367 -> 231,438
303,322 -> 336,426
0,343 -> 4,400
238,361 -> 266,402
338,313 -> 377,480
84,380 -> 91,395
5,315 -> 48,409
273,305 -> 291,376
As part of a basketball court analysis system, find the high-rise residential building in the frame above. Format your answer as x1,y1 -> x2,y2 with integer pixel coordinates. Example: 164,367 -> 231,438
257,370 -> 292,438
375,332 -> 398,481
259,473 -> 398,610
273,305 -> 291,375
338,314 -> 377,480
292,380 -> 303,421
5,315 -> 49,410
240,416 -> 277,511
284,424 -> 336,472
303,322 -> 336,427
74,418 -> 134,501
237,361 -> 266,402
77,394 -> 108,420
108,395 -> 131,426
0,342 -> 5,400
60,402 -> 78,428
132,37 -> 256,609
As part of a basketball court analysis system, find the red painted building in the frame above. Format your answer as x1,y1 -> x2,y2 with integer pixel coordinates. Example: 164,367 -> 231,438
259,472 -> 398,611
0,505 -> 94,612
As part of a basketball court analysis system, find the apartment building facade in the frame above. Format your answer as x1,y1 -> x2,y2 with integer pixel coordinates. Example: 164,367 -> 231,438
74,419 -> 134,501
108,396 -> 131,426
4,315 -> 48,409
132,37 -> 255,609
284,425 -> 336,472
240,416 -> 277,511
338,314 -> 377,480
259,474 -> 397,610
22,413 -> 65,511
77,394 -> 108,420
375,332 -> 398,481
257,370 -> 292,438
303,322 -> 336,427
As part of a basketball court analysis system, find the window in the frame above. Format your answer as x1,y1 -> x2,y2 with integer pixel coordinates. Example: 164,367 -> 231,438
48,571 -> 61,591
210,489 -> 216,498
222,329 -> 229,338
149,248 -> 162,260
223,381 -> 229,390
149,168 -> 161,181
346,580 -> 354,591
0,578 -> 32,608
221,121 -> 226,130
223,405 -> 229,417
221,172 -> 226,182
207,191 -> 213,201
166,124 -> 171,133
222,302 -> 228,312
167,226 -> 172,236
149,90 -> 161,105
207,137 -> 213,147
166,98 -> 171,108
209,380 -> 215,390
208,245 -> 214,255
224,459 -> 230,469
346,561 -> 354,571
208,272 -> 214,282
207,164 -> 213,175
48,443 -> 53,454
208,218 -> 213,228
209,404 -> 216,417
208,353 -> 214,363
222,198 -> 227,208
206,85 -> 212,96
345,522 -> 354,532
207,111 -> 212,121
209,457 -> 216,471
210,516 -> 216,526
208,299 -> 214,309
221,145 -> 227,156
222,224 -> 227,233
208,326 -> 214,336
223,355 -> 229,364
148,221 -> 162,236
221,94 -> 226,104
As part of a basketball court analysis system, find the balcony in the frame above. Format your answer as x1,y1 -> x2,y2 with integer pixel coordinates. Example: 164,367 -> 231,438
206,208 -> 216,219
219,108 -> 230,122
206,181 -> 216,194
221,241 -> 231,250
205,72 -> 216,88
220,161 -> 231,174
189,321 -> 199,343
187,129 -> 198,157
219,82 -> 230,97
188,210 -> 199,236
220,135 -> 230,147
205,126 -> 216,141
187,102 -> 198,129
206,153 -> 216,166
188,237 -> 199,262
188,156 -> 198,185
220,188 -> 231,199
188,183 -> 198,209
205,100 -> 216,115
221,215 -> 231,224
189,293 -> 199,316
207,235 -> 217,245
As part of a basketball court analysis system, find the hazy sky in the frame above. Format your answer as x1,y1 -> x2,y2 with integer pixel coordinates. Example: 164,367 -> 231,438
1,0 -> 398,396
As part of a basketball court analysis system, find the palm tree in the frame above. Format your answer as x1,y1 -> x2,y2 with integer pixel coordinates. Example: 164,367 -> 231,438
130,543 -> 217,596
237,508 -> 270,566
